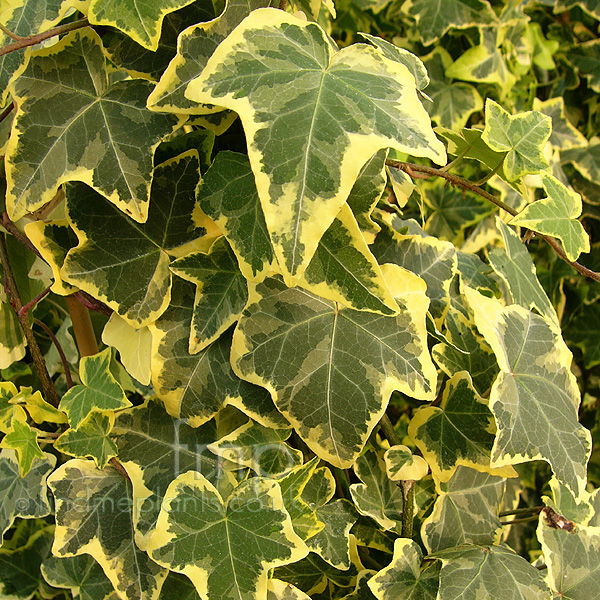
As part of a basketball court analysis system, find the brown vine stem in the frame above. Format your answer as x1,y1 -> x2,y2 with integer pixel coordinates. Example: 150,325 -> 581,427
388,160 -> 600,284
2,212 -> 42,259
0,233 -> 60,407
33,318 -> 73,389
0,17 -> 89,58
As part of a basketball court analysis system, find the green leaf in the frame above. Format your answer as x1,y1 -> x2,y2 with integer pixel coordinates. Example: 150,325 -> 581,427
159,572 -> 202,600
0,300 -> 26,370
561,137 -> 600,186
59,348 -> 131,429
371,222 -> 456,325
148,0 -> 274,114
421,48 -> 483,130
465,287 -> 592,498
488,218 -> 558,327
232,274 -> 436,468
430,544 -> 551,600
568,302 -> 600,369
150,278 -> 286,428
48,459 -> 168,600
0,381 -> 27,432
147,473 -> 308,600
533,97 -> 588,151
554,0 -> 600,19
271,554 -> 327,596
62,151 -> 205,327
568,40 -> 600,93
436,126 -> 507,172
510,173 -> 590,262
5,28 -> 179,223
55,412 -> 118,469
208,420 -> 303,477
481,99 -> 551,181
368,539 -> 440,600
349,448 -> 404,530
87,0 -> 197,51
113,398 -> 220,549
268,579 -> 312,600
421,467 -> 505,552
170,237 -> 249,353
0,419 -> 45,476
401,0 -> 497,46
186,8 -> 446,283
539,514 -> 600,599
409,373 -> 514,482
306,500 -> 358,569
0,525 -> 54,600
0,448 -> 55,546
42,554 -> 115,600
11,386 -> 66,425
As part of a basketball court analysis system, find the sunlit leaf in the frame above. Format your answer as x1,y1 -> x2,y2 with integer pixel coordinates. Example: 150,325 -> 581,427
384,445 -> 428,481
147,473 -> 308,600
0,382 -> 28,432
533,97 -> 588,151
186,8 -> 445,283
0,419 -> 44,476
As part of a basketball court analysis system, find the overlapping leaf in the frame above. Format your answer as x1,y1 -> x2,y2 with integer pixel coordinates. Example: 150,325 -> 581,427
232,274 -> 436,468
48,459 -> 168,600
430,544 -> 551,600
170,237 -> 248,353
0,448 -> 55,546
511,173 -> 590,261
465,287 -> 592,497
186,8 -> 446,283
112,399 -> 219,548
1,419 -> 44,476
482,99 -> 551,181
59,348 -> 131,429
148,0 -> 274,113
401,0 -> 497,46
568,40 -> 600,93
86,0 -> 197,51
533,97 -> 588,151
368,539 -> 440,600
147,473 -> 308,600
384,446 -> 429,481
421,467 -> 505,552
62,151 -> 205,327
5,29 -> 179,222
150,278 -> 286,428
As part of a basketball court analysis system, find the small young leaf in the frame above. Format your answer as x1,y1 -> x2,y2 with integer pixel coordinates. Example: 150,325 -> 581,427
0,419 -> 45,476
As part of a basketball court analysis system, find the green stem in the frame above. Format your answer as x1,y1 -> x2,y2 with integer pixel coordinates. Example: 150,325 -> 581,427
34,318 -> 73,388
0,233 -> 60,407
378,412 -> 401,446
65,295 -> 99,357
500,515 -> 541,526
400,480 -> 415,538
499,506 -> 543,518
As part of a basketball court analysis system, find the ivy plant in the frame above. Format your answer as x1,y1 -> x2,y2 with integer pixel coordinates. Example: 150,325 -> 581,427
0,1 -> 599,599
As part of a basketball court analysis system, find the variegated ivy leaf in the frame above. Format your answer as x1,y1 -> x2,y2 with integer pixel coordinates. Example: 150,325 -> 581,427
159,572 -> 203,600
275,458 -> 325,542
42,554 -> 115,600
371,221 -> 456,325
208,420 -> 302,477
511,173 -> 590,262
561,137 -> 600,187
538,517 -> 600,599
271,554 -> 326,596
568,303 -> 600,369
0,525 -> 54,600
555,0 -> 600,19
24,220 -> 78,295
446,29 -> 516,93
62,151 -> 205,327
0,381 -> 27,433
368,539 -> 440,600
102,313 -> 152,386
147,473 -> 308,600
86,0 -> 197,51
232,273 -> 436,468
488,218 -> 558,327
59,348 -> 131,430
170,237 -> 248,354
148,0 -> 275,114
386,168 -> 415,209
341,570 -> 379,600
306,499 -> 358,569
568,40 -> 600,93
481,99 -> 551,182
544,477 -> 594,526
0,448 -> 55,546
465,287 -> 592,498
420,48 -> 483,130
402,0 -> 497,46
300,466 -> 336,509
150,278 -> 287,428
54,412 -> 118,469
0,0 -> 75,107
343,148 -> 387,244
0,419 -> 44,476
349,448 -> 404,531
267,578 -> 311,600
384,445 -> 428,481
0,300 -> 25,370
409,372 -> 514,482
112,398 -> 219,549
430,544 -> 551,600
5,29 -> 180,223
436,126 -> 507,172
533,97 -> 588,151
186,8 -> 446,283
421,467 -> 505,553
49,459 -> 168,600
